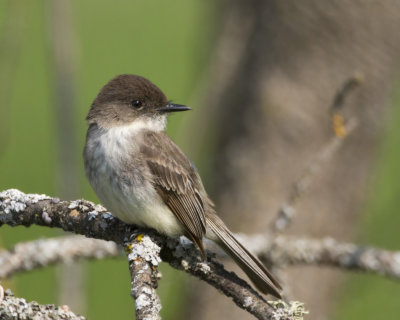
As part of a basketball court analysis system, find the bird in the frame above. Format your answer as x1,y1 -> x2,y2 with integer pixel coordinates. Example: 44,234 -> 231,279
83,74 -> 282,298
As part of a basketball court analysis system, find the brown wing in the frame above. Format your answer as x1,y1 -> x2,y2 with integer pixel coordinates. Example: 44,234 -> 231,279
140,131 -> 207,257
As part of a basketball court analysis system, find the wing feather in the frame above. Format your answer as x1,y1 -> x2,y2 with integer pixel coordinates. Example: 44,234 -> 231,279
140,131 -> 207,256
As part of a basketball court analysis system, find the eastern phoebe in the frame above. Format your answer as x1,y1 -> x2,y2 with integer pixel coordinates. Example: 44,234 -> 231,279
83,74 -> 282,298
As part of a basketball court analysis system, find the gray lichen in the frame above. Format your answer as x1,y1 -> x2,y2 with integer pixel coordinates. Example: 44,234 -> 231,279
135,287 -> 153,309
268,300 -> 309,320
0,189 -> 52,225
67,200 -> 80,210
0,189 -> 51,214
42,211 -> 52,224
0,289 -> 86,320
243,296 -> 254,308
170,236 -> 210,274
87,210 -> 99,221
133,284 -> 161,320
127,235 -> 161,266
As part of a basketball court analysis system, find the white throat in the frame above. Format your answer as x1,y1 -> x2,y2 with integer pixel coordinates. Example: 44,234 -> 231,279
90,115 -> 167,162
121,115 -> 167,133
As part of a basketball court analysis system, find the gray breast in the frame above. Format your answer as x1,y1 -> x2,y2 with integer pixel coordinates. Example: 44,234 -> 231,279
83,124 -> 152,223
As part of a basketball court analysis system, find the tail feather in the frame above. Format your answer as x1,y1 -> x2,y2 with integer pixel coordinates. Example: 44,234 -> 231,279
207,213 -> 282,298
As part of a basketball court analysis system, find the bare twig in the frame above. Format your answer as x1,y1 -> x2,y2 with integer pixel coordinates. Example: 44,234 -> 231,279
330,74 -> 364,114
273,119 -> 358,232
273,75 -> 363,232
0,189 -> 302,320
0,289 -> 85,320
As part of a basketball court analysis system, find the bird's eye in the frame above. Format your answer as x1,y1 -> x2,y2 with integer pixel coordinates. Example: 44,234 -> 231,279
131,100 -> 143,109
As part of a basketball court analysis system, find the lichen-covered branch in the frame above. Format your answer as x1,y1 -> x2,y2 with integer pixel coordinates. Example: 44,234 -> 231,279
166,237 -> 283,320
166,236 -> 308,319
0,235 -> 120,279
1,226 -> 399,286
4,190 -> 397,318
1,189 -> 302,320
0,288 -> 86,320
125,234 -> 162,320
238,234 -> 400,280
0,189 -> 128,243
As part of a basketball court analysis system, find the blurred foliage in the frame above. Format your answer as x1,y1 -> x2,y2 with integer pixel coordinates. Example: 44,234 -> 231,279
335,90 -> 400,320
0,0 -> 215,319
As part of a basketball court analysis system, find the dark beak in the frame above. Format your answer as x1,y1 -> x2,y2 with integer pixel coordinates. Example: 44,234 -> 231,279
158,103 -> 191,113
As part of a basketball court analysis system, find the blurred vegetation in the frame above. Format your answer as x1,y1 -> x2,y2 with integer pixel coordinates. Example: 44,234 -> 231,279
0,1 -> 215,319
335,90 -> 400,320
0,1 -> 399,320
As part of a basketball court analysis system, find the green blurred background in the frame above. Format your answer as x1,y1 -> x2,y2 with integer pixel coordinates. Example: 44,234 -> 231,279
0,1 -> 215,319
0,1 -> 399,319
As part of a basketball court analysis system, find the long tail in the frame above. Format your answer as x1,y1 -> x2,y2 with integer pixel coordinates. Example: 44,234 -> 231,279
206,213 -> 282,298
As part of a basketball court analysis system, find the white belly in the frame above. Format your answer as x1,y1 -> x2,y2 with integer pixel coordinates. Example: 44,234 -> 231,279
84,124 -> 184,236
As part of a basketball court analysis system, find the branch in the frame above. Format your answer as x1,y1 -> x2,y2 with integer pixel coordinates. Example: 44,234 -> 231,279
237,234 -> 400,280
0,236 -> 119,279
165,237 -> 307,319
125,233 -> 162,320
166,237 -> 273,319
2,230 -> 399,284
0,288 -> 85,320
0,236 -> 311,319
0,189 -> 305,320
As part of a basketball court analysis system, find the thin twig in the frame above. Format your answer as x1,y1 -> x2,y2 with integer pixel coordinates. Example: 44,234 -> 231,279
330,74 -> 364,113
273,75 -> 363,232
